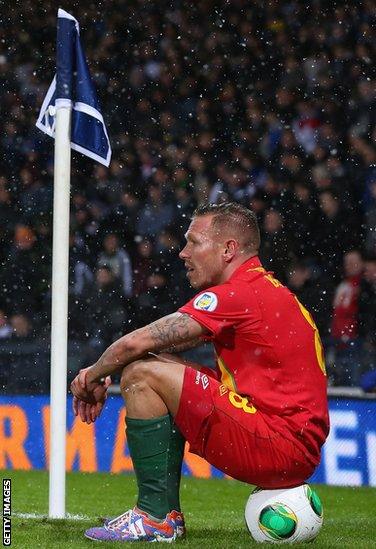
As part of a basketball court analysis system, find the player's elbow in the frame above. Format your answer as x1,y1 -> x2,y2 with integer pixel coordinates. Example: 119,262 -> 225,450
109,331 -> 147,366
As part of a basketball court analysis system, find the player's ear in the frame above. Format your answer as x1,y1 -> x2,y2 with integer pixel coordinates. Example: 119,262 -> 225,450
223,239 -> 238,262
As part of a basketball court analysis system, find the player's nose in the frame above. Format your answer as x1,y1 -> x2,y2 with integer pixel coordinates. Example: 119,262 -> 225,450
179,245 -> 189,259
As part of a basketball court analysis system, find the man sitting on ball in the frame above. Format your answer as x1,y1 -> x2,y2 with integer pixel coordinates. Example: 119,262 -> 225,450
71,202 -> 329,543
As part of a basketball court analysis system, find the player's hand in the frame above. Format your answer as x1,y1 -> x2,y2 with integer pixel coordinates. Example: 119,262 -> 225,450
71,367 -> 111,423
70,367 -> 111,404
73,396 -> 106,424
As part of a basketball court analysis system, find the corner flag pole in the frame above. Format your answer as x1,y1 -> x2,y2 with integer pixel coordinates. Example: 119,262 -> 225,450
36,9 -> 111,519
49,102 -> 72,518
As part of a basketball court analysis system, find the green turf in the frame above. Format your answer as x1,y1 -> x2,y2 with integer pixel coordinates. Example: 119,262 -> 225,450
2,469 -> 376,548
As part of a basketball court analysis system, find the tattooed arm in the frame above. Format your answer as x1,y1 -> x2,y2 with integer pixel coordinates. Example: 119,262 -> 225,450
84,312 -> 207,384
160,337 -> 204,354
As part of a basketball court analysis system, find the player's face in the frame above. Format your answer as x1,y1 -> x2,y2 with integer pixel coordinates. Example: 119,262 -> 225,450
179,215 -> 225,289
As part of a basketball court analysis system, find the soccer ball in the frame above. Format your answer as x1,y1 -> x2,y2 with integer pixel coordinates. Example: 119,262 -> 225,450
245,484 -> 323,543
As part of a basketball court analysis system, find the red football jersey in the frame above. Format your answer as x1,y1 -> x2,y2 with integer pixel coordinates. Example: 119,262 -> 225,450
179,256 -> 329,460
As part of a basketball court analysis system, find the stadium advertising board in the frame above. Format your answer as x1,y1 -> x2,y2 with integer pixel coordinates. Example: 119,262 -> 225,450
0,396 -> 375,486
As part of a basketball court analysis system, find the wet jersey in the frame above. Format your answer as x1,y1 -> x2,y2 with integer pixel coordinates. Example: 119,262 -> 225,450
179,256 -> 329,460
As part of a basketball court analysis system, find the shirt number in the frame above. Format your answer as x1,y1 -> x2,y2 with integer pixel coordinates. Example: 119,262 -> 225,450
228,391 -> 257,414
295,297 -> 326,375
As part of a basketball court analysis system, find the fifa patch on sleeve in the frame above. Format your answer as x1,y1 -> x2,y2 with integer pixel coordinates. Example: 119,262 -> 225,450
193,292 -> 218,312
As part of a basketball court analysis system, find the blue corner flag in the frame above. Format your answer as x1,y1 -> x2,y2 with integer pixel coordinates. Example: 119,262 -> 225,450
36,9 -> 111,167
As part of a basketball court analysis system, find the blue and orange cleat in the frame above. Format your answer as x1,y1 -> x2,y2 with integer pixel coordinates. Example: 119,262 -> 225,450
85,507 -> 176,543
101,509 -> 186,540
169,510 -> 186,538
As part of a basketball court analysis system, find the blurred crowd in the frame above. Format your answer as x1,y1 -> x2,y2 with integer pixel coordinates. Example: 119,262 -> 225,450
0,0 -> 375,389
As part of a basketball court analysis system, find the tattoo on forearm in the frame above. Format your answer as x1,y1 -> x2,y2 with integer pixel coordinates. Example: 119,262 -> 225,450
162,337 -> 203,354
148,313 -> 198,350
88,313 -> 202,380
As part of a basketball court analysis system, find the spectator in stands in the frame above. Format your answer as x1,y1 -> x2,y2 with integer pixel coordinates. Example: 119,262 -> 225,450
0,224 -> 47,318
247,190 -> 268,226
132,237 -> 156,298
67,234 -> 95,339
316,190 -> 358,281
17,168 -> 52,224
6,312 -> 49,393
99,190 -> 140,251
286,261 -> 332,338
69,234 -> 94,297
330,250 -> 364,386
188,152 -> 210,205
136,184 -> 175,239
292,100 -> 321,154
285,183 -> 320,259
173,186 -> 197,235
81,266 -> 127,362
0,177 -> 16,263
155,228 -> 192,306
97,233 -> 133,298
90,164 -> 119,207
259,209 -> 295,284
359,255 -> 376,375
135,264 -> 172,325
364,178 -> 376,256
10,313 -> 33,340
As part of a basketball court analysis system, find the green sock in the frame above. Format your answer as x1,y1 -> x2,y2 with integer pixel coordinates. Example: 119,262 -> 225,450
126,415 -> 170,519
126,415 -> 185,519
167,422 -> 185,512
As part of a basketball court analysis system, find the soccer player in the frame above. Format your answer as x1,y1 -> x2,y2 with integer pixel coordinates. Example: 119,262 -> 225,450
71,202 -> 329,543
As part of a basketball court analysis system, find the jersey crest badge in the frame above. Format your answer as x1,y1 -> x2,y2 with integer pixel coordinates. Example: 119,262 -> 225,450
193,292 -> 218,311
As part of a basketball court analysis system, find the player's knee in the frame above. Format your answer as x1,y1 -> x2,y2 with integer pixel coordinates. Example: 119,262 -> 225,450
120,361 -> 145,393
120,359 -> 163,396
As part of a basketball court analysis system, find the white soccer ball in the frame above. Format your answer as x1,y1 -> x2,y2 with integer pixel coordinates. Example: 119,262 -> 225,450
245,484 -> 323,543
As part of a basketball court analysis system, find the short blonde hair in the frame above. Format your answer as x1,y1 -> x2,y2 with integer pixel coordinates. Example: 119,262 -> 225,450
193,202 -> 260,251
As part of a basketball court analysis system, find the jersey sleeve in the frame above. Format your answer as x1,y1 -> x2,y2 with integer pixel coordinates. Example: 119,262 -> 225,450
179,282 -> 260,338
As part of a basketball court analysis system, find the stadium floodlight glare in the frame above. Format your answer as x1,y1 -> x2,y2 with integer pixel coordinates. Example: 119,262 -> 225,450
36,9 -> 111,518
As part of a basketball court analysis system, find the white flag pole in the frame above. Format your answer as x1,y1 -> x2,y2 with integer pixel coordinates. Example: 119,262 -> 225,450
36,9 -> 111,516
49,102 -> 72,518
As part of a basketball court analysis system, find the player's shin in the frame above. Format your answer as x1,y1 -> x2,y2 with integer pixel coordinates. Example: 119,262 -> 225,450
126,415 -> 171,520
167,421 -> 185,513
125,415 -> 186,520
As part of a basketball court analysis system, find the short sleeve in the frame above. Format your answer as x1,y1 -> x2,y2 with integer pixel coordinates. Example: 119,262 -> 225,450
178,282 -> 260,338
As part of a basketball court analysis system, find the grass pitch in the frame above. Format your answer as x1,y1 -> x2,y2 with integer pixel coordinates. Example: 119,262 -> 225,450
3,469 -> 376,548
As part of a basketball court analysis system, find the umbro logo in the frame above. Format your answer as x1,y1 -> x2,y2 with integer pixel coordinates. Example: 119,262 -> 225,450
195,371 -> 209,390
219,384 -> 228,396
201,374 -> 209,390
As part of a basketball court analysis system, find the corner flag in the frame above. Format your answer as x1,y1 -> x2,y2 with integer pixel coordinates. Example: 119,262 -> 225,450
36,9 -> 112,519
36,8 -> 111,166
